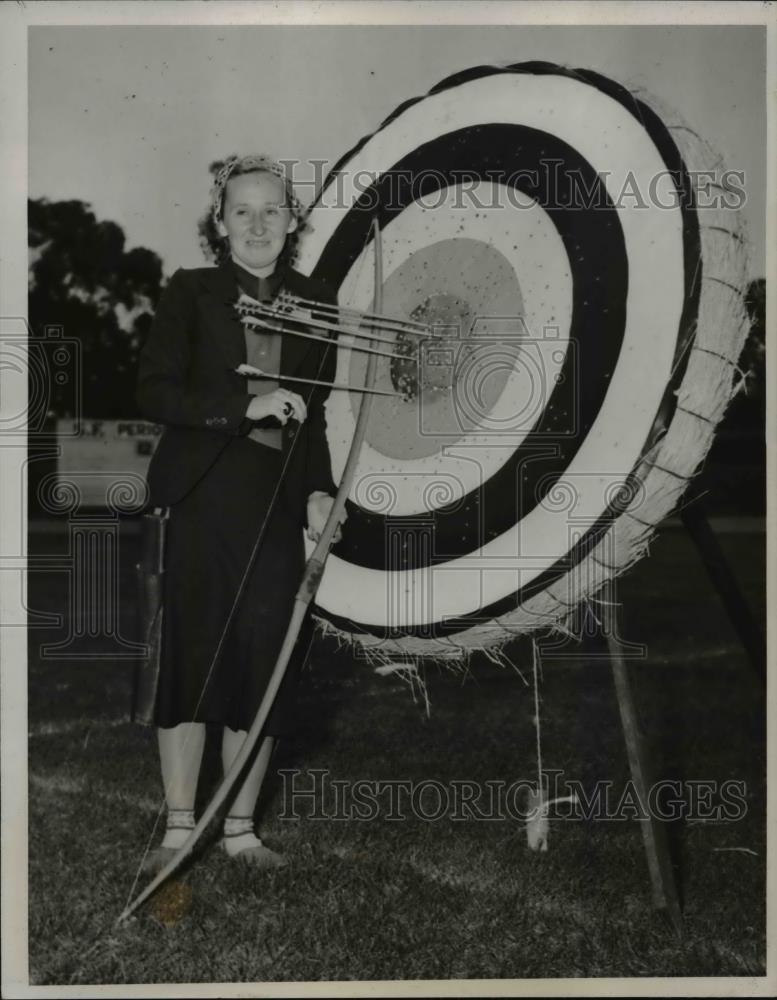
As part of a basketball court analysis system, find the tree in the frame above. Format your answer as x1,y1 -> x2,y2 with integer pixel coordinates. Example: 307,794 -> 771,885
28,198 -> 165,419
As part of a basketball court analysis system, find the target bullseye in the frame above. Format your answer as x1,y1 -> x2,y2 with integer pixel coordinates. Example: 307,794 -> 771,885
394,293 -> 474,400
350,235 -> 526,461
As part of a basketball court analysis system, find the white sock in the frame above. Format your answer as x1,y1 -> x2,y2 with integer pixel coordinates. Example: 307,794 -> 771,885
161,808 -> 195,850
223,815 -> 264,856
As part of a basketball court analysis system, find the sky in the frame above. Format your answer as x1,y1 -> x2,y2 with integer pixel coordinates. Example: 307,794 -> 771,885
28,23 -> 766,278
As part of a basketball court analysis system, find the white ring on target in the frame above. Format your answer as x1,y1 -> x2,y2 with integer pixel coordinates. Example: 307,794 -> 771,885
298,71 -> 685,630
323,183 -> 572,515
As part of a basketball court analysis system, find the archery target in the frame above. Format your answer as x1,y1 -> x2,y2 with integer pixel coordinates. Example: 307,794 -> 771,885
295,63 -> 747,650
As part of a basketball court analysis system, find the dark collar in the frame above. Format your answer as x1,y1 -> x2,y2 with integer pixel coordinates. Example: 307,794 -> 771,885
230,258 -> 287,302
198,257 -> 313,305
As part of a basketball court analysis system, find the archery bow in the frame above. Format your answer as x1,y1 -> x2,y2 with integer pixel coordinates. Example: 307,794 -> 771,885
117,216 -> 384,925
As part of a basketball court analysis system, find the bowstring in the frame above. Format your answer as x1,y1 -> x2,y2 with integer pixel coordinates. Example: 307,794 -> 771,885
126,229 -> 375,906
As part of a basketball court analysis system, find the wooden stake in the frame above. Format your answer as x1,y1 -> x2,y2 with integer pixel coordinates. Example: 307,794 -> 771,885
603,590 -> 684,938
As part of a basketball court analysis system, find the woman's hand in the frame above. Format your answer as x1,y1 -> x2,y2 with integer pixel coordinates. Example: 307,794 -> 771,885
245,389 -> 307,425
306,491 -> 346,544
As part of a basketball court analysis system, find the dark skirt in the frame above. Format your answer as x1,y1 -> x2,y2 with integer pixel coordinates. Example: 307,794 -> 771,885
154,436 -> 308,734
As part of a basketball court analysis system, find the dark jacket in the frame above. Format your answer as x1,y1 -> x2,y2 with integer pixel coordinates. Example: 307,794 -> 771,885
136,261 -> 337,525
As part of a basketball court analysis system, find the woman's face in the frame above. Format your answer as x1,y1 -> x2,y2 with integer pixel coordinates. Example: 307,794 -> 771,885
218,171 -> 297,274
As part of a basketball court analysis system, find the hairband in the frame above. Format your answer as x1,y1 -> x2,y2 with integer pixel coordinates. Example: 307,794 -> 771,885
210,154 -> 303,224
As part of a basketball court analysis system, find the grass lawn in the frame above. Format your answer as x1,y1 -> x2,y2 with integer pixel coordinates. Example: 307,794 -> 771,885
26,522 -> 766,985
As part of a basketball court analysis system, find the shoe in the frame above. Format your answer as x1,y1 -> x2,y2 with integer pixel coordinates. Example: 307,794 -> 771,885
140,845 -> 178,875
221,839 -> 287,869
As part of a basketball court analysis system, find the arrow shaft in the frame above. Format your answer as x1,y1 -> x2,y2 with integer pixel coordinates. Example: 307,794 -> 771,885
240,311 -> 411,362
238,299 -> 422,348
235,365 -> 402,398
277,292 -> 431,336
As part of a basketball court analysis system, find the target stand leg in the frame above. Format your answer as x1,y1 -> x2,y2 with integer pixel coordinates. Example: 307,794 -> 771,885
680,498 -> 766,687
602,598 -> 684,938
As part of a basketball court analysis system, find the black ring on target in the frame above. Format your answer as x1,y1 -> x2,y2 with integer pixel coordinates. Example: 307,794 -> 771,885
308,62 -> 701,640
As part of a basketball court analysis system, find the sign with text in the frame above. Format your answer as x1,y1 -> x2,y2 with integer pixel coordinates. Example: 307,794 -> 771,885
55,419 -> 162,509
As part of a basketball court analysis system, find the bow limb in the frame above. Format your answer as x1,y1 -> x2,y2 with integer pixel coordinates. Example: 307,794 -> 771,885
117,217 -> 384,925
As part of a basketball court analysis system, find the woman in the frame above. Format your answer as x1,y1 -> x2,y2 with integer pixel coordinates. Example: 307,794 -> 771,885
136,154 -> 342,872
